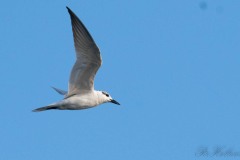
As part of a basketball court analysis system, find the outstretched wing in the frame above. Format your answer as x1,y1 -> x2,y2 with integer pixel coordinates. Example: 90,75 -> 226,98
51,86 -> 67,95
66,7 -> 102,97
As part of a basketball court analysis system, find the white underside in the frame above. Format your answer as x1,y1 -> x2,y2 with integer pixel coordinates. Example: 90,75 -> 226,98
50,90 -> 106,110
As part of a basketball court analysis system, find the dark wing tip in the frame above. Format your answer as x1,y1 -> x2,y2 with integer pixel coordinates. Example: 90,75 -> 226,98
66,6 -> 75,16
66,6 -> 70,11
65,6 -> 96,45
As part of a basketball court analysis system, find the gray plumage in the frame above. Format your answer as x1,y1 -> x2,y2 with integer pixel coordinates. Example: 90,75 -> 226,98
33,7 -> 119,112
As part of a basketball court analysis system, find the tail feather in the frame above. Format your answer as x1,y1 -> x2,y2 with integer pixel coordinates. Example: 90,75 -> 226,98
32,105 -> 59,112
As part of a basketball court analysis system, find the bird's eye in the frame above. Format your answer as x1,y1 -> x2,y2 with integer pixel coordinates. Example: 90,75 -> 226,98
102,91 -> 109,97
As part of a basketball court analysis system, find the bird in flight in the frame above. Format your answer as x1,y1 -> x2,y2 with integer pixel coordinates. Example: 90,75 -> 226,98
33,7 -> 120,112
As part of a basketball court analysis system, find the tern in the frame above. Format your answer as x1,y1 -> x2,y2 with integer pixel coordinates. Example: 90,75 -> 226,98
33,7 -> 120,112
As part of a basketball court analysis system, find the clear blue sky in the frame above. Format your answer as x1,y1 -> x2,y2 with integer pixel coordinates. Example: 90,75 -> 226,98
1,0 -> 240,159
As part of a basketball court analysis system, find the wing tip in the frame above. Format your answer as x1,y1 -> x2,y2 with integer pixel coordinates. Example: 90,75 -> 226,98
66,6 -> 74,15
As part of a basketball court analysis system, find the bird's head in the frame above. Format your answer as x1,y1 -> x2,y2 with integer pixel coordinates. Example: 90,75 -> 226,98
98,91 -> 120,105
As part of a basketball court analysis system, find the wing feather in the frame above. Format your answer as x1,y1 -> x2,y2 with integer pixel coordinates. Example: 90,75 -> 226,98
66,7 -> 102,97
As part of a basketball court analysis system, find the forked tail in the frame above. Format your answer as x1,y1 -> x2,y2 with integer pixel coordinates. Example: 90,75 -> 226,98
32,105 -> 59,112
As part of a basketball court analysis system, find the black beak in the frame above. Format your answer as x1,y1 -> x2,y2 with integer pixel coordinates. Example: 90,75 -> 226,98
110,99 -> 120,105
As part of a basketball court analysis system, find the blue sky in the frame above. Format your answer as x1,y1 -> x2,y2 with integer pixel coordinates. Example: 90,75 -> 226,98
1,0 -> 240,159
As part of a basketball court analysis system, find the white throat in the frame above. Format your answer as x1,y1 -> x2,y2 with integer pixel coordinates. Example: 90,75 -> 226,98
95,90 -> 110,105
